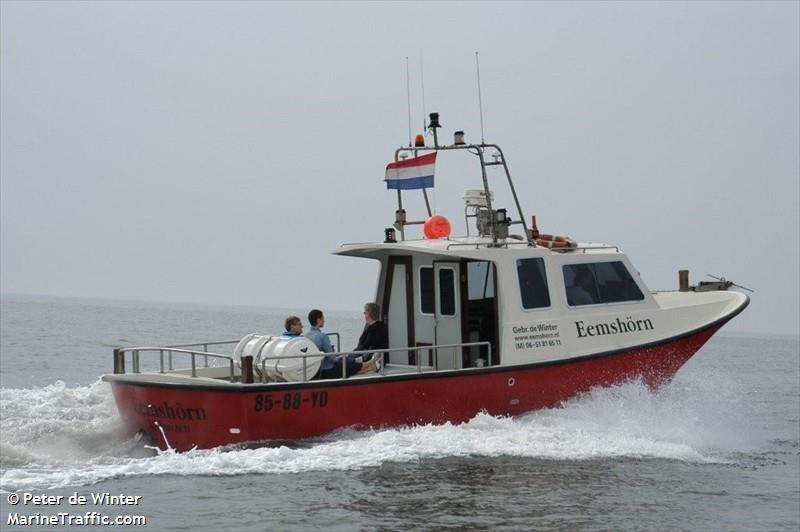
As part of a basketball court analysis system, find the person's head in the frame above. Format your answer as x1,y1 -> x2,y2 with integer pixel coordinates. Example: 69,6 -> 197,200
284,315 -> 303,333
308,309 -> 324,328
363,302 -> 380,324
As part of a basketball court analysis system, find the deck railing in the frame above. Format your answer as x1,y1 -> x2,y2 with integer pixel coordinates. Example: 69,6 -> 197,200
112,339 -> 491,384
113,346 -> 240,381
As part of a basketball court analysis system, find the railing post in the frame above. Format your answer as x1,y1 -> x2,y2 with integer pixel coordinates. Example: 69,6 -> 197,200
191,354 -> 197,377
159,349 -> 165,373
113,348 -> 125,374
241,355 -> 254,384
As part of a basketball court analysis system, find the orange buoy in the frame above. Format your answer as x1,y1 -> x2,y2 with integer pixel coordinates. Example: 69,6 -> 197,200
423,215 -> 452,239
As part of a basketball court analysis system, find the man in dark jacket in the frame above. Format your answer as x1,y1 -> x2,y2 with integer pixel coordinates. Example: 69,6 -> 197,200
317,304 -> 384,379
352,302 -> 388,363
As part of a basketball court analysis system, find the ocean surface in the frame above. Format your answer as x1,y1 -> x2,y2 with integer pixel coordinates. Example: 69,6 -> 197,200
0,293 -> 798,531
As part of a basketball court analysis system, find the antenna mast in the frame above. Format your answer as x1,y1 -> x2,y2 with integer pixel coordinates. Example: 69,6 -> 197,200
406,57 -> 412,146
475,51 -> 486,144
420,50 -> 427,134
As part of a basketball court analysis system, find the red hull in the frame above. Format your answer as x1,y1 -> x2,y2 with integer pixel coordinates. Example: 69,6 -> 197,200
109,325 -> 720,451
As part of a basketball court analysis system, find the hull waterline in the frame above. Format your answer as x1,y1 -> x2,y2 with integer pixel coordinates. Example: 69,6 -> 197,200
109,322 -> 724,451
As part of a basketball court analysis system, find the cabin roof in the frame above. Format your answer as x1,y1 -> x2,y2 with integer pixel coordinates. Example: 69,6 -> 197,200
333,237 -> 621,260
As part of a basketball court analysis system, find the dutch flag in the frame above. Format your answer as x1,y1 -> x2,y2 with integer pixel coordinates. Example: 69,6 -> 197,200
384,152 -> 437,190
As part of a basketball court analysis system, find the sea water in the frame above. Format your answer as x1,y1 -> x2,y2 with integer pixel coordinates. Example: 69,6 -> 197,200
0,294 -> 798,531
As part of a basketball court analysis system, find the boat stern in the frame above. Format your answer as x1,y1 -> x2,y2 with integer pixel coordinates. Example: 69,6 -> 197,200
103,375 -> 249,451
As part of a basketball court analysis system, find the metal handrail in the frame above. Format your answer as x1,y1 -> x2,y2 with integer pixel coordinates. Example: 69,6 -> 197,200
163,340 -> 240,348
161,340 -> 240,370
259,341 -> 492,381
573,246 -> 621,253
326,332 -> 341,351
116,346 -> 237,382
445,241 -> 620,253
114,340 -> 492,384
445,240 -> 530,250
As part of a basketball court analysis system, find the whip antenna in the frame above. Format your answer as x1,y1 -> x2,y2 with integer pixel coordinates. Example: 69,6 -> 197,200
420,50 -> 428,134
420,51 -> 435,215
475,51 -> 486,143
406,57 -> 412,146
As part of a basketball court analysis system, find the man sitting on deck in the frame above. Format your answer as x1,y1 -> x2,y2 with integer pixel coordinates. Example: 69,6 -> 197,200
304,309 -> 337,376
282,315 -> 304,337
351,302 -> 389,363
314,304 -> 383,379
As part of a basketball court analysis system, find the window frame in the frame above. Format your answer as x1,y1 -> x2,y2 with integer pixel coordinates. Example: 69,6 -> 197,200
562,261 -> 645,307
466,260 -> 495,301
436,266 -> 458,318
516,257 -> 552,312
418,265 -> 435,316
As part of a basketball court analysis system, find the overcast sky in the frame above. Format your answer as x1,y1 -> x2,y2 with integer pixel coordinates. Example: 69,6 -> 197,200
1,1 -> 798,336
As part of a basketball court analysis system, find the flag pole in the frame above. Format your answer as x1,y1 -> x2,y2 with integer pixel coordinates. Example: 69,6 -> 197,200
396,190 -> 405,241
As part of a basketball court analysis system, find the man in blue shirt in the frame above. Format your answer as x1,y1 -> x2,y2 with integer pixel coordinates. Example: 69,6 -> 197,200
305,309 -> 336,374
307,308 -> 381,379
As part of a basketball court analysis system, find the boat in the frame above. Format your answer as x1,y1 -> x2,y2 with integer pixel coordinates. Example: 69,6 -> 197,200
103,113 -> 749,451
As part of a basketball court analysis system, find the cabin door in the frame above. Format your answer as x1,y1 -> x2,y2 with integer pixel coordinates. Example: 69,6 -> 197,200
433,261 -> 462,370
383,256 -> 414,365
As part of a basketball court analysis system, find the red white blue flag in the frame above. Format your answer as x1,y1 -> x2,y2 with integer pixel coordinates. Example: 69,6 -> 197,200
384,152 -> 437,190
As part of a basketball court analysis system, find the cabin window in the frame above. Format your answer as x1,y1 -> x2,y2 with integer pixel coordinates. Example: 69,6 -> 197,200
420,267 -> 434,315
563,262 -> 644,306
438,268 -> 456,316
465,261 -> 497,368
517,258 -> 551,309
467,261 -> 495,300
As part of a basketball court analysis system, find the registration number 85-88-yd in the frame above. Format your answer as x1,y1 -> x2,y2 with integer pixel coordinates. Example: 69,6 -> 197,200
254,391 -> 329,412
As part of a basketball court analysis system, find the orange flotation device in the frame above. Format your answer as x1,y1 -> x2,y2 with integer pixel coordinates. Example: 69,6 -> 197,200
535,234 -> 577,249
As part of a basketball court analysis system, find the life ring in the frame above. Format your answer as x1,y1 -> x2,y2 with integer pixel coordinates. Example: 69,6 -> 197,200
536,234 -> 577,249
